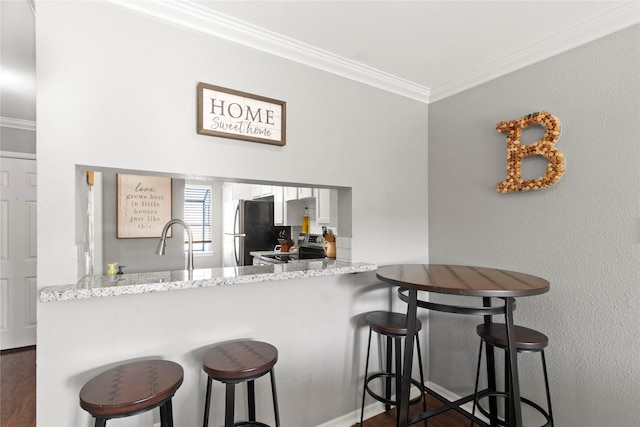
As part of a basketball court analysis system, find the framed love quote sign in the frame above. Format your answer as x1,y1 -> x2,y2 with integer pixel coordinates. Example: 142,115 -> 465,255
117,174 -> 172,238
197,82 -> 286,146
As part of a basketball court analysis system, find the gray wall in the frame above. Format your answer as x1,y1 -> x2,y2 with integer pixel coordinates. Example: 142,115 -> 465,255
428,25 -> 640,426
102,172 -> 186,273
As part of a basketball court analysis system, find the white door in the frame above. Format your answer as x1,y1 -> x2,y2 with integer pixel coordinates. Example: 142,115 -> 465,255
0,155 -> 37,350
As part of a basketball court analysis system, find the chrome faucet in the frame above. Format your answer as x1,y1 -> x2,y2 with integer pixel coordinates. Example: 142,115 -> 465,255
156,219 -> 194,277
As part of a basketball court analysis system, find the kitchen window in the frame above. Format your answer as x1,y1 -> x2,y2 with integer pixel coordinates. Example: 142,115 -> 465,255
184,184 -> 212,252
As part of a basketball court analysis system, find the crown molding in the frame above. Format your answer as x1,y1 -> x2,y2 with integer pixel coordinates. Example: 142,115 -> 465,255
107,0 -> 430,103
0,116 -> 36,131
429,2 -> 640,103
108,0 -> 638,105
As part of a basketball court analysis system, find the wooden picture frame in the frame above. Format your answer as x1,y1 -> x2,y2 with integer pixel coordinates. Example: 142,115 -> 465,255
197,82 -> 286,146
116,174 -> 173,239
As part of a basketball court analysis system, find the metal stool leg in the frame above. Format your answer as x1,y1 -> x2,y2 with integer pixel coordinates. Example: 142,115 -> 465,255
359,327 -> 373,427
161,399 -> 174,427
470,339 -> 484,427
395,336 -> 402,427
248,380 -> 256,422
386,335 -> 393,412
414,333 -> 427,427
505,352 -> 512,425
541,350 -> 554,426
94,418 -> 107,427
224,382 -> 236,427
270,368 -> 281,427
160,401 -> 167,427
203,377 -> 213,427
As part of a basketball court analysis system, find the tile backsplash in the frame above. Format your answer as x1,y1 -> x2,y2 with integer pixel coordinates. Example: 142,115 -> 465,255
336,236 -> 351,261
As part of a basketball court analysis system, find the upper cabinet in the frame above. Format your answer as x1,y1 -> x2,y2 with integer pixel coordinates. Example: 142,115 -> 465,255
252,185 -> 273,199
225,183 -> 252,201
284,187 -> 298,201
284,186 -> 314,201
298,187 -> 314,199
231,183 -> 337,229
316,188 -> 337,226
274,186 -> 284,225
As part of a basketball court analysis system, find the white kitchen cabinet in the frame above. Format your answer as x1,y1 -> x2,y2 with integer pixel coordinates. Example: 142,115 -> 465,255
316,188 -> 338,225
285,200 -> 304,227
252,185 -> 274,199
284,187 -> 298,201
251,185 -> 261,199
298,187 -> 314,199
225,183 -> 253,202
274,186 -> 284,225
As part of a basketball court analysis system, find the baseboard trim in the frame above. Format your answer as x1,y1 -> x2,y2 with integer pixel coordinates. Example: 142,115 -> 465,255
317,381 -> 488,427
0,345 -> 36,355
315,400 -> 386,427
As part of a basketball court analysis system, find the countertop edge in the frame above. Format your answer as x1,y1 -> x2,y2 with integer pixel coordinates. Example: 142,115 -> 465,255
39,261 -> 377,303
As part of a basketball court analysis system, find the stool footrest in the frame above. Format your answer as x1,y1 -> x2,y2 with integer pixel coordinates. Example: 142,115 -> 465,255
234,422 -> 272,427
475,390 -> 552,427
364,372 -> 424,406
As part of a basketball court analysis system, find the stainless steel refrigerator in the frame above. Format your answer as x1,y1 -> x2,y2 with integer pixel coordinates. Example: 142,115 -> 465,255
223,198 -> 289,267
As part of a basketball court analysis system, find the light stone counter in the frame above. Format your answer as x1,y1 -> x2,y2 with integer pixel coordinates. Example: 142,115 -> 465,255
39,259 -> 377,303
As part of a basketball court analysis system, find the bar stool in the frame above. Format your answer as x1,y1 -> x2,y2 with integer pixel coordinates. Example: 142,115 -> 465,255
79,359 -> 183,427
202,340 -> 280,427
359,311 -> 427,427
471,323 -> 554,427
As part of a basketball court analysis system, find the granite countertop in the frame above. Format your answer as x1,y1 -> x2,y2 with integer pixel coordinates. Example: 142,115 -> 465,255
39,259 -> 377,303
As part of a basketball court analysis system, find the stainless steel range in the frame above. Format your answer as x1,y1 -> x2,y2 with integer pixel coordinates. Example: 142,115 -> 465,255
257,233 -> 326,265
297,233 -> 326,260
258,253 -> 298,264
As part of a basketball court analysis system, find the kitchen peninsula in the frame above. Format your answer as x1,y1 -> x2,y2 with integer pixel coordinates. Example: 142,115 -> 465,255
38,257 -> 381,426
39,260 -> 376,302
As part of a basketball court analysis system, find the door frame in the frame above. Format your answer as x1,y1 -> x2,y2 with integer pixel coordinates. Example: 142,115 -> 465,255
1,151 -> 37,350
0,151 -> 36,160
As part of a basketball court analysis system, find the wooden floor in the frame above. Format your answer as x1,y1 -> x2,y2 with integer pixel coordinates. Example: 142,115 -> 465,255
0,347 -> 469,427
1,346 -> 36,427
353,394 -> 471,427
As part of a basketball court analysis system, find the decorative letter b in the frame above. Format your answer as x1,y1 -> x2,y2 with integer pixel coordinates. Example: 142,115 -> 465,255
496,111 -> 565,193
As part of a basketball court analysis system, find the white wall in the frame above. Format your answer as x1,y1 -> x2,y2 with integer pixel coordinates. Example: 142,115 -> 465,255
428,26 -> 640,426
35,2 -> 428,426
36,1 -> 429,287
100,173 -> 187,274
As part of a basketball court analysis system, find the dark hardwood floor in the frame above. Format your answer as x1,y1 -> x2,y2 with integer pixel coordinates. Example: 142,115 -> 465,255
0,346 -> 469,427
354,394 -> 471,427
1,346 -> 36,427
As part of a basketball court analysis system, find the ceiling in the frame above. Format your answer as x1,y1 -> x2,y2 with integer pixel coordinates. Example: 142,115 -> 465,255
1,1 -> 638,127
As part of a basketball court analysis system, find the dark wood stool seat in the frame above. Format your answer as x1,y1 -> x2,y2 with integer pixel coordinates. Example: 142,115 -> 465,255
367,311 -> 423,336
202,340 -> 280,427
359,311 -> 427,427
472,323 -> 554,427
79,359 -> 183,427
477,323 -> 548,352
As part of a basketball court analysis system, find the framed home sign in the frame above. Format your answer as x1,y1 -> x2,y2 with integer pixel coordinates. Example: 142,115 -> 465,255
117,174 -> 173,239
197,82 -> 286,146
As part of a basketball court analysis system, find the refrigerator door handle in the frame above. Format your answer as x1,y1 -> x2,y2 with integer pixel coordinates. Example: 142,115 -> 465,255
233,204 -> 241,266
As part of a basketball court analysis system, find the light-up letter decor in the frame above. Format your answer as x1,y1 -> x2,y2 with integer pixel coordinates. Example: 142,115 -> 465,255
496,111 -> 565,193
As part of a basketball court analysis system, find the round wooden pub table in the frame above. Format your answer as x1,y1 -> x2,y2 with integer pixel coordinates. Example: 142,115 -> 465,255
376,264 -> 550,427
